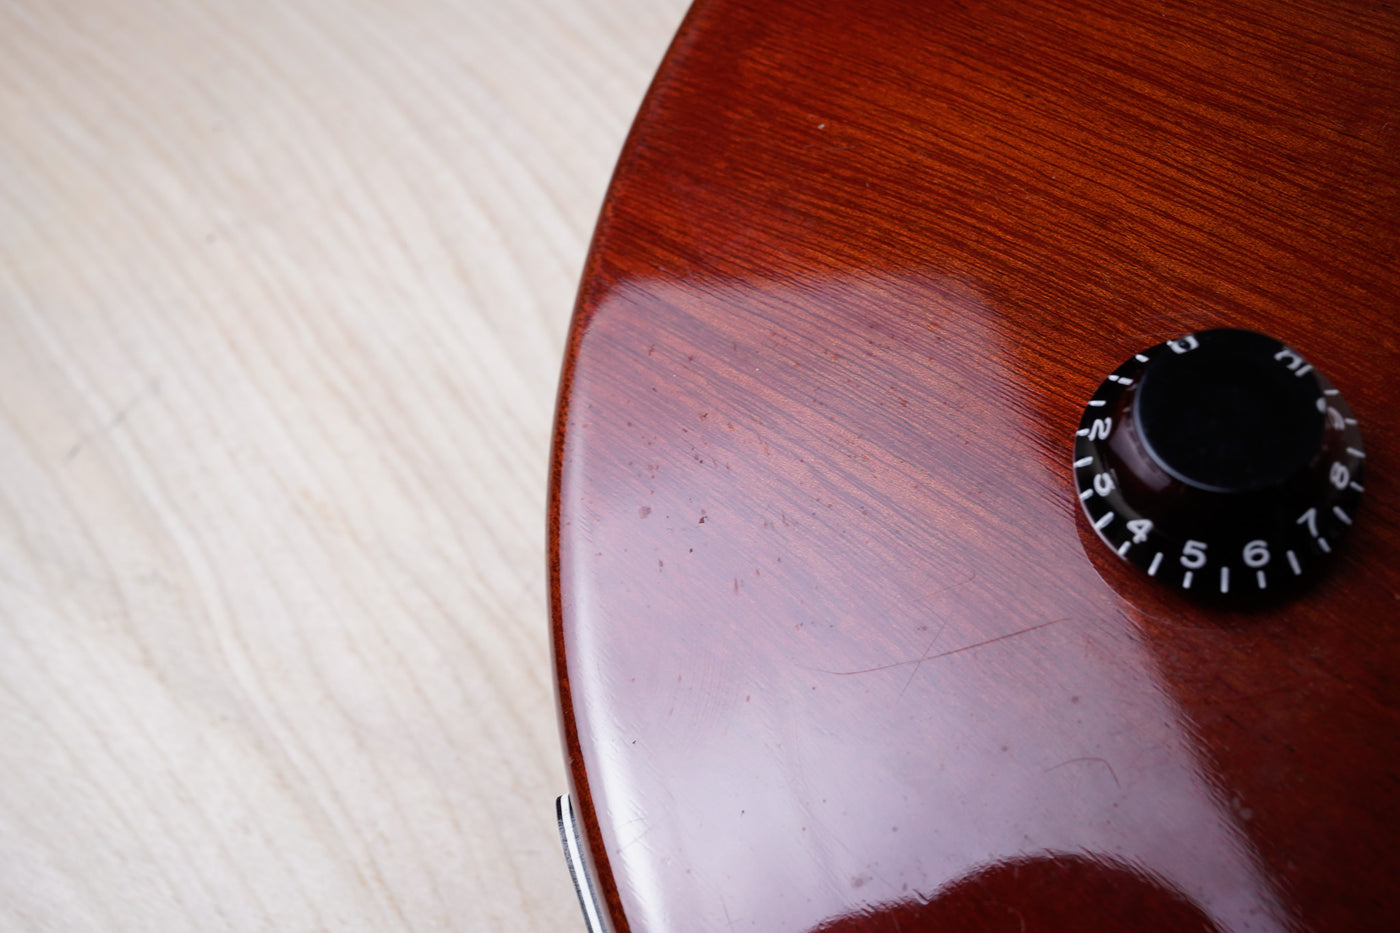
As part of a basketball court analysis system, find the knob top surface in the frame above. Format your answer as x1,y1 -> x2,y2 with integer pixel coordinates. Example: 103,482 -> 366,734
1134,329 -> 1324,494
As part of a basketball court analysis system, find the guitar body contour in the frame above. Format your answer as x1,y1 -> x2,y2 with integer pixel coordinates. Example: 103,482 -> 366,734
549,1 -> 1400,930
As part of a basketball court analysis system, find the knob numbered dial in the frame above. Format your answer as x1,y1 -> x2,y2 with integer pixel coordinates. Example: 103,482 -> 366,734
1073,329 -> 1364,598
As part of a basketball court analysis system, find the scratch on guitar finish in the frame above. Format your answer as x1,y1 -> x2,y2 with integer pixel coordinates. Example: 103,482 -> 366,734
812,616 -> 1072,676
1046,756 -> 1123,791
899,615 -> 953,699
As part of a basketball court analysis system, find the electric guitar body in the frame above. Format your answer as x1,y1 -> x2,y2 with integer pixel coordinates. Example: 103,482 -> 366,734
549,1 -> 1400,930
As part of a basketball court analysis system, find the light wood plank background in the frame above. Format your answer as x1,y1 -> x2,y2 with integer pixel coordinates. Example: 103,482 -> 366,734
0,0 -> 690,928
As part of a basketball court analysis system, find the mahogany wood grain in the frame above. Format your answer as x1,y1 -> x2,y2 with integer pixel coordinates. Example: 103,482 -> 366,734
550,0 -> 1400,930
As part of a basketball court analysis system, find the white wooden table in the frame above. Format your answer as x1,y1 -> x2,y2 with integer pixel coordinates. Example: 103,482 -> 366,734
0,1 -> 689,927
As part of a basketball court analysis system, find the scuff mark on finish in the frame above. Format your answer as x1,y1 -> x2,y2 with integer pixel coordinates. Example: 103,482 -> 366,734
65,377 -> 162,462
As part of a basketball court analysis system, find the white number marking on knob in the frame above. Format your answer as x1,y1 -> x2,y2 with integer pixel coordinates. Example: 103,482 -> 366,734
1243,539 -> 1270,568
1126,518 -> 1153,543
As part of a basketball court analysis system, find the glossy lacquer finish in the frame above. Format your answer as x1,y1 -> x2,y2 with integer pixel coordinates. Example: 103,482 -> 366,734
549,1 -> 1400,930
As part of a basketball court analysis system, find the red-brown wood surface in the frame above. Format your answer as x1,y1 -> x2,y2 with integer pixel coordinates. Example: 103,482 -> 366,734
549,1 -> 1400,930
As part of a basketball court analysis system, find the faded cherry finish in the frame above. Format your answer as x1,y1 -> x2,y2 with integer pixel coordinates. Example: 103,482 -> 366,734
550,0 -> 1400,930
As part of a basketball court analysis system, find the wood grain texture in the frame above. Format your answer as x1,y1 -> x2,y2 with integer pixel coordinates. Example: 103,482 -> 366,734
0,0 -> 690,928
553,0 -> 1400,930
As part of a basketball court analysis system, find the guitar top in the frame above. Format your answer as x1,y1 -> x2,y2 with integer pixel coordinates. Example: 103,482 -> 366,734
549,1 -> 1400,930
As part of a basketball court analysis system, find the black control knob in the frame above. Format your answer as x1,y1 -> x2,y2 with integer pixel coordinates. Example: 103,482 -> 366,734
1073,329 -> 1364,598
